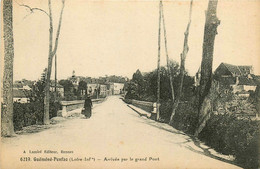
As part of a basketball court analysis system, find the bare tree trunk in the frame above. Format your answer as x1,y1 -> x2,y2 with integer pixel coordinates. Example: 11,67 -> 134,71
255,86 -> 260,118
194,0 -> 220,137
2,0 -> 15,137
54,54 -> 57,101
44,0 -> 65,124
156,1 -> 162,121
169,0 -> 193,125
161,1 -> 175,110
159,1 -> 177,124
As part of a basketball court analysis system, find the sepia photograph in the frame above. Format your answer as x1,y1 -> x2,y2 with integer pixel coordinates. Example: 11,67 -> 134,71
1,0 -> 259,169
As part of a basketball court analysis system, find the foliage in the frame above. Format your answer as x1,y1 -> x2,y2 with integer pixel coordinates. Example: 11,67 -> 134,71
193,82 -> 259,168
77,81 -> 87,99
13,102 -> 37,131
106,75 -> 127,83
59,79 -> 77,100
125,60 -> 194,103
126,63 -> 259,168
158,100 -> 173,122
252,85 -> 260,115
76,75 -> 127,84
132,69 -> 145,98
199,114 -> 259,169
163,83 -> 259,168
13,99 -> 61,131
170,101 -> 198,134
125,81 -> 139,100
13,72 -> 61,131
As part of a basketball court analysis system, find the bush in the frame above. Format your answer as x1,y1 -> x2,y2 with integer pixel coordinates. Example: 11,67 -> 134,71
49,101 -> 62,119
13,102 -> 39,131
157,100 -> 198,135
171,102 -> 198,135
159,100 -> 172,122
63,92 -> 77,101
199,114 -> 260,169
13,100 -> 61,131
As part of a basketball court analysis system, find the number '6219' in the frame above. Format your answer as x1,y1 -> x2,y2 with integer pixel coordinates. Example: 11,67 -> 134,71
20,157 -> 30,161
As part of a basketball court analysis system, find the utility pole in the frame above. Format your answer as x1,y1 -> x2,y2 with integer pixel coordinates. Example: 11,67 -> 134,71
156,0 -> 162,121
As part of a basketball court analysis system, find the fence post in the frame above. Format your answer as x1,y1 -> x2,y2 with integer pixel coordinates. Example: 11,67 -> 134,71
61,105 -> 67,117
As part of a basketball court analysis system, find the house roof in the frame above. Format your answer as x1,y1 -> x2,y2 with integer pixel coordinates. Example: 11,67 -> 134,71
252,75 -> 260,85
13,83 -> 23,88
13,89 -> 30,98
217,76 -> 257,86
238,66 -> 252,75
50,81 -> 64,88
238,77 -> 256,86
222,63 -> 252,76
218,77 -> 236,85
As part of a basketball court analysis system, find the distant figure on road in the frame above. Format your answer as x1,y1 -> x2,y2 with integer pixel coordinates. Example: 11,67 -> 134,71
83,96 -> 92,118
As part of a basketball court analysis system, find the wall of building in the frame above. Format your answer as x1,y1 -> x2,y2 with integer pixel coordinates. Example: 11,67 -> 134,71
244,85 -> 256,92
113,83 -> 124,95
13,97 -> 29,103
232,85 -> 244,93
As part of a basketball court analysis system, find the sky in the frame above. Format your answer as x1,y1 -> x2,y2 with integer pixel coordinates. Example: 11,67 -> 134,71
7,0 -> 260,81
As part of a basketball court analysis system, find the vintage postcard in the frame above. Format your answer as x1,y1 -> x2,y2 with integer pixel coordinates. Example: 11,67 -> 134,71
1,0 -> 259,169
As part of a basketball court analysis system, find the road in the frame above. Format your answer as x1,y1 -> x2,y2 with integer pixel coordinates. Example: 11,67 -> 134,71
1,96 -> 241,169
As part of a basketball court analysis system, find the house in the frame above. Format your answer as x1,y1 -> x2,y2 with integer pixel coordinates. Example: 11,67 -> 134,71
108,83 -> 114,95
86,84 -> 109,97
50,82 -> 64,97
12,81 -> 33,103
99,84 -> 108,96
13,80 -> 33,90
87,84 -> 99,96
215,63 -> 253,77
13,89 -> 30,103
69,73 -> 80,89
214,63 -> 258,96
113,83 -> 124,95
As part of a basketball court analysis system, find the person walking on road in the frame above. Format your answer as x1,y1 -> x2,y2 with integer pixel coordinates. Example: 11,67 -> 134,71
83,95 -> 92,118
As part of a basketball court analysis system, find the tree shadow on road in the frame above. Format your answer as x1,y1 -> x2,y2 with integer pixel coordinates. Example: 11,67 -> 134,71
184,136 -> 242,168
131,111 -> 241,168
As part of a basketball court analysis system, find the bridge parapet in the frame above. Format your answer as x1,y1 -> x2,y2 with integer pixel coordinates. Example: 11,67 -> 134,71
59,99 -> 103,117
124,99 -> 157,114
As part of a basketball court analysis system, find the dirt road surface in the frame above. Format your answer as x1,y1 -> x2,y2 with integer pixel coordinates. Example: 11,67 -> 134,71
1,96 -> 241,169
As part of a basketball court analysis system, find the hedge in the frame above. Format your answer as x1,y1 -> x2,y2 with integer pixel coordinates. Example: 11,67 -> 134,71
13,101 -> 61,131
159,101 -> 259,169
199,114 -> 259,169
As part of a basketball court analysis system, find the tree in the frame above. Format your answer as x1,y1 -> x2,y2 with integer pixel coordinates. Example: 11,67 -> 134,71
18,0 -> 66,124
156,0 -> 163,121
44,0 -> 65,124
132,69 -> 145,99
125,81 -> 139,100
158,0 -> 193,124
126,61 -> 185,103
194,0 -> 220,137
1,0 -> 15,137
255,86 -> 260,118
59,79 -> 74,100
168,0 -> 193,125
23,69 -> 61,124
78,81 -> 87,98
